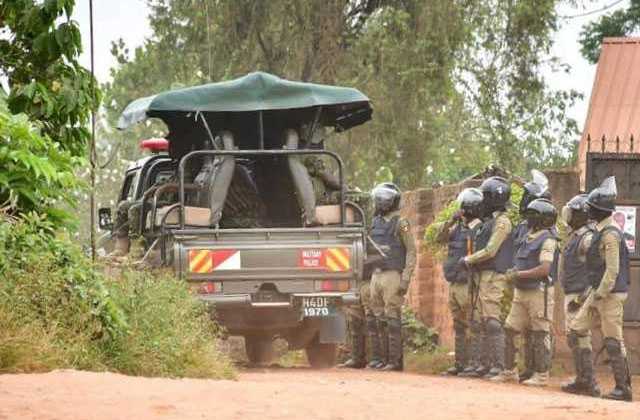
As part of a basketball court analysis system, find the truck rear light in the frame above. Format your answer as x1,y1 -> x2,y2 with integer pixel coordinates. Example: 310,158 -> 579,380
315,280 -> 350,292
191,281 -> 222,294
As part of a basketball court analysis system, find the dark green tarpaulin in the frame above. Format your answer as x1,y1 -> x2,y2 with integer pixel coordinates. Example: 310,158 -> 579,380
117,72 -> 371,131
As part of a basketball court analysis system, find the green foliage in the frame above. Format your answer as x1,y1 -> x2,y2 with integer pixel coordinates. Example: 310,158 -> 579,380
102,0 -> 578,192
402,306 -> 439,353
579,0 -> 640,63
0,96 -> 81,225
0,212 -> 235,378
0,0 -> 99,156
101,267 -> 235,378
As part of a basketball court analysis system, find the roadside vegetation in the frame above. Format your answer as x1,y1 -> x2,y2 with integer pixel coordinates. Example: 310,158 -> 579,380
0,212 -> 235,379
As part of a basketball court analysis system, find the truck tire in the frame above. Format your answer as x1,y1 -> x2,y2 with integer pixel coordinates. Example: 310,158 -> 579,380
244,335 -> 274,365
305,335 -> 337,368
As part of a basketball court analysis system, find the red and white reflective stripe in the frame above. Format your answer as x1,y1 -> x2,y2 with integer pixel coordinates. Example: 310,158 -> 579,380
189,249 -> 241,273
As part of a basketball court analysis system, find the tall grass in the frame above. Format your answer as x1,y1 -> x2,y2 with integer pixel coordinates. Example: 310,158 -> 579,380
0,212 -> 235,379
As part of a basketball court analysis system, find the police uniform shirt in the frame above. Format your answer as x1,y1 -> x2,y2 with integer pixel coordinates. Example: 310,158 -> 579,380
594,216 -> 621,294
465,211 -> 513,265
526,229 -> 557,265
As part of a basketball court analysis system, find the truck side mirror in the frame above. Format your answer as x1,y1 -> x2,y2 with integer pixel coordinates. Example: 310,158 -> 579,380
98,207 -> 113,231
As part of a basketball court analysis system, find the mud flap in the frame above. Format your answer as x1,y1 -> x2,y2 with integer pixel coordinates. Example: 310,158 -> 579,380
319,313 -> 347,344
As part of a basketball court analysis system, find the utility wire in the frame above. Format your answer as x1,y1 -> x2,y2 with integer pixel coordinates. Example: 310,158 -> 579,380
560,0 -> 626,20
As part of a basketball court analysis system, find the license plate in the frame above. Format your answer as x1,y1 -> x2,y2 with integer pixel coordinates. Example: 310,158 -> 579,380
301,296 -> 335,317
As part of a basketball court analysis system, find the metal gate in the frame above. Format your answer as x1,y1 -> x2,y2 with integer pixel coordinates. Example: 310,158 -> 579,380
586,152 -> 640,322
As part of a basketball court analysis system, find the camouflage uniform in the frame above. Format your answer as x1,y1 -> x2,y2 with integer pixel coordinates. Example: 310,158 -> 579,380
304,157 -> 341,206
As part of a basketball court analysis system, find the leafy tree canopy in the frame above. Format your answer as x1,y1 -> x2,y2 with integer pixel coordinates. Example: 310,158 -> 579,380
0,0 -> 99,156
104,0 -> 579,190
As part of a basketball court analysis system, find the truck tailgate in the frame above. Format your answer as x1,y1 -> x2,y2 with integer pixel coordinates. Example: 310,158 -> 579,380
173,227 -> 364,294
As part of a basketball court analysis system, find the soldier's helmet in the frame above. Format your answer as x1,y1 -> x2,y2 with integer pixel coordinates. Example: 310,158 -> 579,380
480,176 -> 511,212
372,182 -> 401,215
520,169 -> 551,215
564,193 -> 589,230
457,187 -> 484,220
586,176 -> 617,213
525,198 -> 557,230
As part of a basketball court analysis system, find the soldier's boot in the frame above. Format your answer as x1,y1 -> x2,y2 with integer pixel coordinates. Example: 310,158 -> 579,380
338,317 -> 366,369
445,320 -> 468,376
483,318 -> 505,379
381,317 -> 403,371
523,331 -> 550,387
108,236 -> 130,258
603,338 -> 633,402
575,347 -> 601,397
518,330 -> 535,383
366,315 -> 385,369
458,321 -> 489,378
380,317 -> 389,368
491,328 -> 519,383
561,332 -> 584,393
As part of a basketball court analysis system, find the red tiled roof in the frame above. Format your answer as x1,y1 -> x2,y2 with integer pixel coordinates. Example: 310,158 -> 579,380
578,37 -> 640,187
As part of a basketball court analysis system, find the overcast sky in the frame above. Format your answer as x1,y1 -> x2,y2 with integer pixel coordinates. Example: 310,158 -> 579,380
72,0 -> 631,132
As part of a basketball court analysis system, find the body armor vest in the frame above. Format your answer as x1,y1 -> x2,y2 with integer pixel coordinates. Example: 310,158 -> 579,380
514,229 -> 555,289
560,227 -> 593,294
586,225 -> 630,293
474,215 -> 514,273
370,215 -> 406,272
443,223 -> 477,283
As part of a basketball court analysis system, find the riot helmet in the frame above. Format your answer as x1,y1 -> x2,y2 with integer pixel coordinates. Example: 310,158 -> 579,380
563,194 -> 589,230
525,198 -> 557,231
586,176 -> 617,220
480,176 -> 511,214
457,187 -> 484,220
519,169 -> 551,215
372,182 -> 401,215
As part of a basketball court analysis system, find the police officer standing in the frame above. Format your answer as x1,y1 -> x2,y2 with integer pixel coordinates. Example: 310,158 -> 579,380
436,188 -> 484,375
459,176 -> 513,378
512,170 -> 552,382
559,194 -> 599,396
492,198 -> 558,386
368,183 -> 416,371
568,177 -> 633,401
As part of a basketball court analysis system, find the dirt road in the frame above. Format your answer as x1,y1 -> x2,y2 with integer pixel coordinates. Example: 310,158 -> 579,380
0,369 -> 637,420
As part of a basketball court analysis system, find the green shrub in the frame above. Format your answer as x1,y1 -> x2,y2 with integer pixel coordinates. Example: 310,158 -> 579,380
0,96 -> 81,226
0,212 -> 235,379
402,306 -> 439,353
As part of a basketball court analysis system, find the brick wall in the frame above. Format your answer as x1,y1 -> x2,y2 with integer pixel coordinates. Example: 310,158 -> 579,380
401,179 -> 481,348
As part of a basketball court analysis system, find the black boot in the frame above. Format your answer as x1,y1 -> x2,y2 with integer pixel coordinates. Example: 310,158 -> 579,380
484,318 -> 505,378
338,316 -> 366,369
519,330 -> 534,382
460,321 -> 486,378
576,347 -> 601,397
603,338 -> 633,402
445,320 -> 467,375
366,315 -> 385,369
562,332 -> 584,393
381,318 -> 403,371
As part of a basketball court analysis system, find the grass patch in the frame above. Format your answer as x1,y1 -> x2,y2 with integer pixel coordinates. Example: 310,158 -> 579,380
0,213 -> 235,379
404,348 -> 453,375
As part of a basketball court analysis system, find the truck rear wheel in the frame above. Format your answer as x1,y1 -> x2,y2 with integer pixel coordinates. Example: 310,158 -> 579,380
305,335 -> 337,368
244,335 -> 274,365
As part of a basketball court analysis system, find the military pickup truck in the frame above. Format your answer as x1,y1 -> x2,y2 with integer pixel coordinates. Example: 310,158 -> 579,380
99,72 -> 373,367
